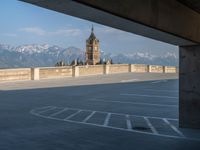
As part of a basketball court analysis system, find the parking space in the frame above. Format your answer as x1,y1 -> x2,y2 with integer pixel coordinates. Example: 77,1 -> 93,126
30,105 -> 199,141
1,73 -> 200,150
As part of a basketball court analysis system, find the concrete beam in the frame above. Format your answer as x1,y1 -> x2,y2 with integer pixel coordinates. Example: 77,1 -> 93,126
179,45 -> 200,129
20,0 -> 200,46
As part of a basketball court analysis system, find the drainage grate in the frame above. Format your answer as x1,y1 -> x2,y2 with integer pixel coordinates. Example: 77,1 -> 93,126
132,126 -> 150,131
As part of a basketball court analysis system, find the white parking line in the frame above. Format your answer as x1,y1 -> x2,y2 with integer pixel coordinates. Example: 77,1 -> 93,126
144,117 -> 158,135
64,110 -> 82,120
35,106 -> 178,121
32,110 -> 194,141
49,108 -> 68,117
151,80 -> 167,84
103,113 -> 111,126
163,118 -> 185,137
126,114 -> 132,130
30,106 -> 200,141
89,98 -> 178,107
83,111 -> 96,123
38,107 -> 56,114
120,93 -> 178,99
34,106 -> 53,111
142,89 -> 178,93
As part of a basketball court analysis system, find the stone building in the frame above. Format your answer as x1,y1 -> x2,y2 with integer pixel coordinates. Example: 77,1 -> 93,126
85,26 -> 100,65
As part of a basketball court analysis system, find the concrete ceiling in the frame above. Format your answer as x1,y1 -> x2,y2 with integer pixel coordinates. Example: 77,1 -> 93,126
178,0 -> 200,14
20,0 -> 200,46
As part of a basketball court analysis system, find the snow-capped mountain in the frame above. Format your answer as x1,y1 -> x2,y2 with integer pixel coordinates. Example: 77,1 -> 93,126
14,44 -> 50,54
0,44 -> 178,68
0,44 -> 14,51
100,50 -> 178,66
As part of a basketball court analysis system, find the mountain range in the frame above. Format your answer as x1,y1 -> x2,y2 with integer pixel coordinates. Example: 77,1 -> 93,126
0,44 -> 178,68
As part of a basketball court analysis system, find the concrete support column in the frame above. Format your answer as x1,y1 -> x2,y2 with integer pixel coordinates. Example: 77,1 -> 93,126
179,45 -> 200,129
31,68 -> 39,80
72,66 -> 79,77
104,64 -> 110,74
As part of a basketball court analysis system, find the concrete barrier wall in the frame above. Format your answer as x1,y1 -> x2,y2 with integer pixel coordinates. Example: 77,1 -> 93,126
0,64 -> 177,82
39,67 -> 72,79
164,66 -> 177,73
109,64 -> 129,74
79,65 -> 104,76
149,65 -> 164,73
0,68 -> 31,82
130,64 -> 149,72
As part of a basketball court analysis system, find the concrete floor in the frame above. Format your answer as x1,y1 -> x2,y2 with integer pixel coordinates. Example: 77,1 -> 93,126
1,73 -> 200,150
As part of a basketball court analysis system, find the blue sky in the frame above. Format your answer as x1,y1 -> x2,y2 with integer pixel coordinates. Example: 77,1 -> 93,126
0,0 -> 178,55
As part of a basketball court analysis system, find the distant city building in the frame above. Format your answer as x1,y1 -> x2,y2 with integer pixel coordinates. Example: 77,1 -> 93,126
85,26 -> 100,65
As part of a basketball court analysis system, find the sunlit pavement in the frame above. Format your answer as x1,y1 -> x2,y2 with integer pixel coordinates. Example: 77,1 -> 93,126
1,73 -> 200,150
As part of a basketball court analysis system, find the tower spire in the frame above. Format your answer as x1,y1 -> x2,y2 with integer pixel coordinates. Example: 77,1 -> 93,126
91,24 -> 94,33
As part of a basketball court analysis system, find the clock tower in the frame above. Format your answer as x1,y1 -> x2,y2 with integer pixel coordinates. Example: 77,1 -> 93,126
85,26 -> 100,65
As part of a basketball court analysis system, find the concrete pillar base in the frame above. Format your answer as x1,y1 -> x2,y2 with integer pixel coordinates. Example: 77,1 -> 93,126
179,45 -> 200,129
72,66 -> 79,77
104,64 -> 110,74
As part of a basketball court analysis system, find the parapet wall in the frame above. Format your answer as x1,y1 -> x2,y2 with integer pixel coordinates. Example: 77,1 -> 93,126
149,65 -> 163,73
0,64 -> 178,82
130,64 -> 149,72
109,64 -> 129,74
39,67 -> 72,79
0,68 -> 31,82
79,65 -> 104,76
164,66 -> 177,73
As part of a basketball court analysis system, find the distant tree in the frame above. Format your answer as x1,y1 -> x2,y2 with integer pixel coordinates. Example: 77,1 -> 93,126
78,60 -> 84,65
70,60 -> 75,66
77,58 -> 80,65
110,59 -> 113,64
55,60 -> 66,67
99,58 -> 103,64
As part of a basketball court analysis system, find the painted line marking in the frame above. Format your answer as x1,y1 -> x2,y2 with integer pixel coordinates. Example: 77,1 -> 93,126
151,80 -> 167,84
144,117 -> 158,135
103,113 -> 111,126
34,106 -> 53,111
49,108 -> 68,117
30,106 -> 200,141
32,111 -> 188,140
120,93 -> 178,99
38,107 -> 56,114
126,114 -> 132,130
142,89 -> 178,93
82,111 -> 96,123
163,118 -> 185,137
121,79 -> 139,83
64,110 -> 82,120
35,106 -> 177,121
90,98 -> 178,107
